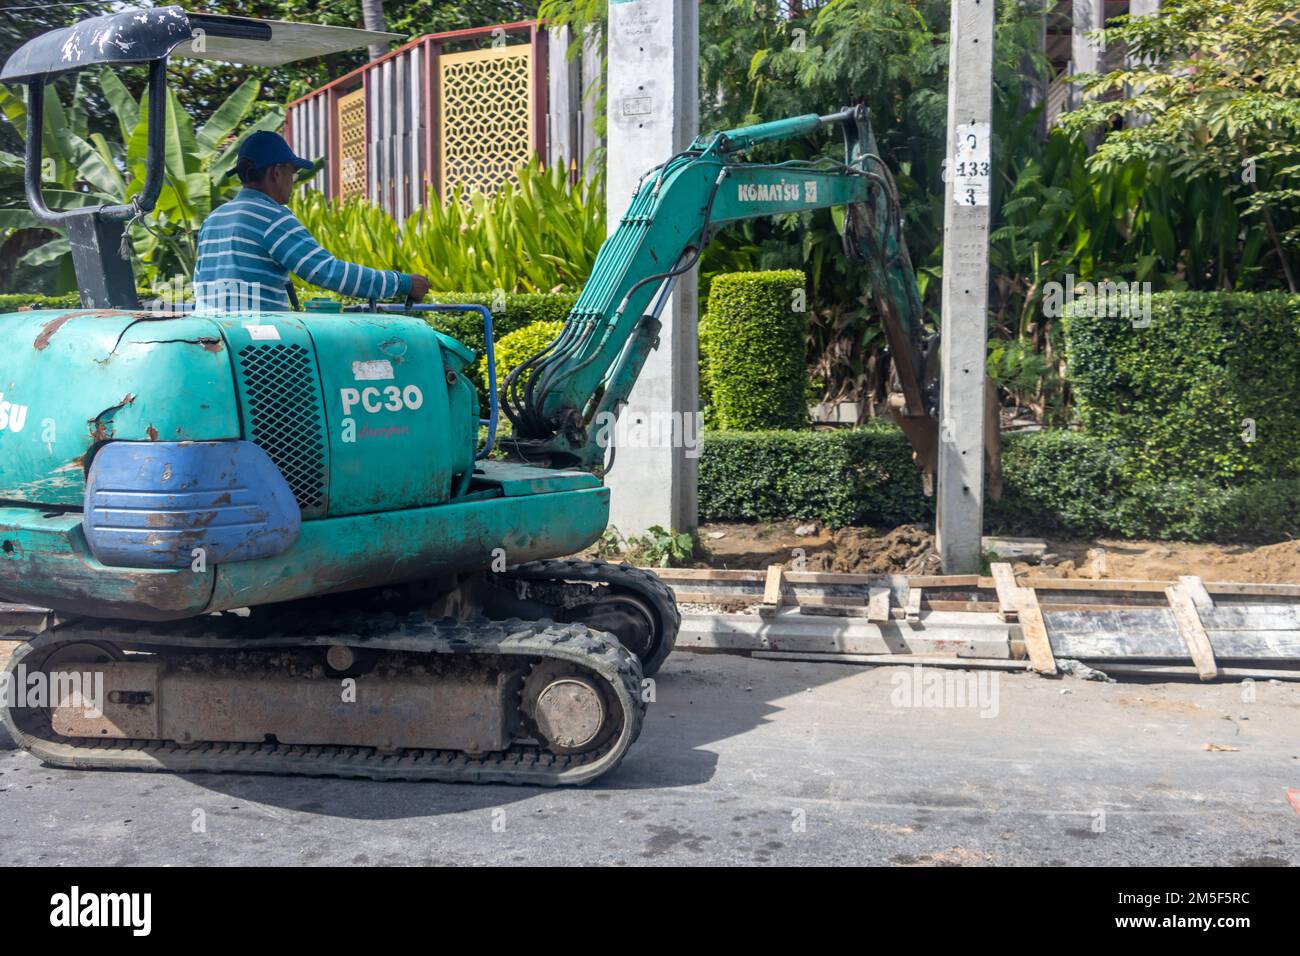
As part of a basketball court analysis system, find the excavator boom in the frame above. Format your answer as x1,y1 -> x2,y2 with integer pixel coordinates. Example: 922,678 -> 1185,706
502,106 -> 952,489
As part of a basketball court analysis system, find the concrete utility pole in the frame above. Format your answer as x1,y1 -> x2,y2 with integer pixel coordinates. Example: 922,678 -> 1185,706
603,0 -> 700,536
936,0 -> 995,572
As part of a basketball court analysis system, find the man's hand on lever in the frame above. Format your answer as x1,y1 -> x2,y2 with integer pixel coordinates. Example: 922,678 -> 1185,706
408,274 -> 430,301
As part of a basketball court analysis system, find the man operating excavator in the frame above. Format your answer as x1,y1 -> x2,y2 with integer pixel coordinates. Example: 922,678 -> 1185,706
193,130 -> 430,311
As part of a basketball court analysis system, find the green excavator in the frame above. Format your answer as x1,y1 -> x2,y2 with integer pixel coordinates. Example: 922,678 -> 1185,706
0,8 -> 967,785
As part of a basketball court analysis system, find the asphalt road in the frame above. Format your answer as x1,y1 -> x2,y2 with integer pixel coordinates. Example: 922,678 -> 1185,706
1,653 -> 1296,866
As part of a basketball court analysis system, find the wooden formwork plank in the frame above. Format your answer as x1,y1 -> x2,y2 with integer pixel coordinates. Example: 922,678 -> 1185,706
1020,577 -> 1170,593
989,563 -> 1020,623
1014,586 -> 1058,675
653,568 -> 766,582
1201,581 -> 1300,598
1022,576 -> 1300,598
1166,584 -> 1220,681
782,572 -> 981,588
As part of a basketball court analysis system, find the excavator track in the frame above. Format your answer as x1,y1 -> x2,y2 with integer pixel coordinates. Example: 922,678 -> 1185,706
2,613 -> 645,786
498,560 -> 681,676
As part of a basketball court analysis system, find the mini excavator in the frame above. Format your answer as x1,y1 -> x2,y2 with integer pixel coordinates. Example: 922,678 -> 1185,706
0,8 -> 987,784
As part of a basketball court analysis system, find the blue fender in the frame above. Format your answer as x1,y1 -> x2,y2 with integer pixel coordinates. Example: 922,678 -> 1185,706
84,440 -> 301,569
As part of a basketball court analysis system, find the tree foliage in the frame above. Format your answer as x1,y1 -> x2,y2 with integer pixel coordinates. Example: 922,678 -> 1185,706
1057,0 -> 1300,290
290,158 -> 604,294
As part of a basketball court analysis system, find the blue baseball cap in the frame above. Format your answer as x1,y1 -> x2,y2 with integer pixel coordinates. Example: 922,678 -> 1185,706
236,131 -> 314,172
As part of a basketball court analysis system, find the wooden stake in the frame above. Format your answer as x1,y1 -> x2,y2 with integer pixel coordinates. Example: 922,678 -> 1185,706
762,565 -> 785,607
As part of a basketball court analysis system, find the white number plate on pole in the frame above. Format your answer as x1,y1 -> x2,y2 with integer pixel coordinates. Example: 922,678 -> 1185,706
952,121 -> 990,207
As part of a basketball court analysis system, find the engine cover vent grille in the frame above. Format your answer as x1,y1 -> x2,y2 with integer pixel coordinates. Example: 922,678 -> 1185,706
237,343 -> 327,512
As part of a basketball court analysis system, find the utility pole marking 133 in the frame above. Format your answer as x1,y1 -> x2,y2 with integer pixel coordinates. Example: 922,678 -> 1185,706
953,121 -> 991,207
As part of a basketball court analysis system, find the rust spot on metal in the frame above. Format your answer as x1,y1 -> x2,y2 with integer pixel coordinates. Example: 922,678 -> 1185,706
146,425 -> 159,441
87,394 -> 136,442
82,309 -> 150,319
33,313 -> 75,351
379,337 -> 408,363
201,338 -> 224,353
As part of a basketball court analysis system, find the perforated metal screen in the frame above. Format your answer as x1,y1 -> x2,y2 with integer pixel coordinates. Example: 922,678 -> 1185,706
237,343 -> 328,513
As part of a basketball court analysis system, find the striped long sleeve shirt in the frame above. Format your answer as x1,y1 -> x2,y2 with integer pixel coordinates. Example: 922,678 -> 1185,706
193,188 -> 411,312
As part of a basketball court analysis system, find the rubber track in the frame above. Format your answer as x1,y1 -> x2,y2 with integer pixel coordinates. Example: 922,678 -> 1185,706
3,615 -> 644,787
500,560 -> 681,676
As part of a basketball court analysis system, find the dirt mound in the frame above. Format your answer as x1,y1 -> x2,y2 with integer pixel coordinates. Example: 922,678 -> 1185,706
685,520 -> 1300,583
1021,537 -> 1300,583
804,524 -> 940,575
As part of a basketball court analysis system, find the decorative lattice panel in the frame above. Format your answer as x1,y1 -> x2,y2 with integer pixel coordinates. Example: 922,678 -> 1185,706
439,44 -> 534,203
337,87 -> 367,201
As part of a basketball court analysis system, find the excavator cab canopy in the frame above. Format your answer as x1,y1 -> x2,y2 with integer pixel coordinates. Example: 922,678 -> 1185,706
0,7 -> 400,308
1,6 -> 400,81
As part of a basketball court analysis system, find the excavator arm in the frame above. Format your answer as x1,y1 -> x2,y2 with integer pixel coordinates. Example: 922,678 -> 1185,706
501,105 -> 994,494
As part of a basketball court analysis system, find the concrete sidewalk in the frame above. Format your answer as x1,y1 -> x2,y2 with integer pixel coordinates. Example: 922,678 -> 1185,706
0,654 -> 1295,865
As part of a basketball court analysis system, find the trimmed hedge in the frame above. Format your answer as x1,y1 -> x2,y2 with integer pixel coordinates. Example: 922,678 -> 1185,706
0,293 -> 108,311
988,430 -> 1129,537
992,429 -> 1300,541
699,422 -> 931,528
1066,292 -> 1300,485
701,270 -> 808,430
0,290 -> 578,344
700,425 -> 1300,542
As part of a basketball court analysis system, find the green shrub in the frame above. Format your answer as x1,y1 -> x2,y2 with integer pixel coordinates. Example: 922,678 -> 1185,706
421,292 -> 578,359
1198,479 -> 1300,540
990,430 -> 1128,537
993,430 -> 1300,542
1065,292 -> 1300,485
701,270 -> 809,430
596,526 -> 696,568
699,423 -> 931,527
478,319 -> 565,392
